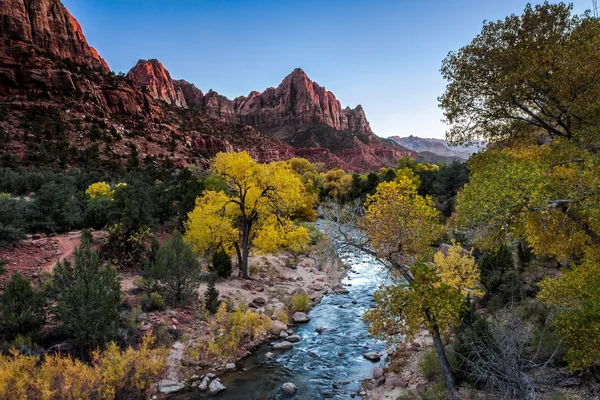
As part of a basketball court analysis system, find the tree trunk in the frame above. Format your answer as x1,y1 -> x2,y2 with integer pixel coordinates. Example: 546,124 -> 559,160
238,219 -> 251,279
432,324 -> 459,397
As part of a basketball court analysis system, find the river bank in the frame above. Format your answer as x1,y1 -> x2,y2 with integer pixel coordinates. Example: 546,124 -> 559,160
148,241 -> 350,397
164,240 -> 390,399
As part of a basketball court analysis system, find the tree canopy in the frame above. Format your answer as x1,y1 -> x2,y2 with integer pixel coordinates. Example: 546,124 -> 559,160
185,152 -> 310,278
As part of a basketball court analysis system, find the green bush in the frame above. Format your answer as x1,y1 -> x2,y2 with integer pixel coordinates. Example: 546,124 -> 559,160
144,231 -> 201,305
50,231 -> 121,350
141,292 -> 166,312
419,348 -> 443,382
84,196 -> 111,229
0,273 -> 46,342
209,248 -> 232,279
291,292 -> 310,313
419,381 -> 448,400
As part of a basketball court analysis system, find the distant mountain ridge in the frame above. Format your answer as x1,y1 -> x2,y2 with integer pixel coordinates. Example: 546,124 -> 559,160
0,0 -> 415,172
389,135 -> 485,160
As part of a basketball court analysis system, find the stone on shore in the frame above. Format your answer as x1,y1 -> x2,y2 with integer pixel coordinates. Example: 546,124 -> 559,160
158,379 -> 185,394
292,312 -> 310,323
270,320 -> 288,335
208,379 -> 226,394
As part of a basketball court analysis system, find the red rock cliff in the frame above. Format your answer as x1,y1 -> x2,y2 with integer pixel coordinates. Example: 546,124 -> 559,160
232,68 -> 372,138
0,0 -> 109,71
127,59 -> 187,107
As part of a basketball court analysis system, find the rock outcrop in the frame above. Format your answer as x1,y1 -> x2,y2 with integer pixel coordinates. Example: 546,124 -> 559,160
232,68 -> 372,139
0,0 -> 414,172
127,59 -> 186,107
0,0 -> 109,71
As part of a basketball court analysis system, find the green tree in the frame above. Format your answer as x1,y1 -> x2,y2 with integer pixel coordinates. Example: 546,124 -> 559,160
479,244 -> 522,306
209,248 -> 232,279
145,231 -> 201,305
440,2 -> 600,148
51,231 -> 121,350
185,152 -> 310,279
204,275 -> 220,314
27,182 -> 83,234
0,273 -> 46,342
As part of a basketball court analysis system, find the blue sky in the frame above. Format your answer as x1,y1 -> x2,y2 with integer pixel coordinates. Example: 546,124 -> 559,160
63,0 -> 592,139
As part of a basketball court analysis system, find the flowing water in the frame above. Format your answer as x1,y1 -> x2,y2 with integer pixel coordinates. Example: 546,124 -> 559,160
172,240 -> 388,400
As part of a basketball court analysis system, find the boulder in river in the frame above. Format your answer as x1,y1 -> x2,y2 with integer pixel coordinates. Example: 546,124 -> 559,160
273,341 -> 294,350
226,363 -> 236,371
264,352 -> 275,360
208,378 -> 226,394
287,335 -> 301,343
363,352 -> 381,362
372,367 -> 384,379
280,331 -> 289,338
292,312 -> 310,323
158,379 -> 185,394
281,382 -> 297,395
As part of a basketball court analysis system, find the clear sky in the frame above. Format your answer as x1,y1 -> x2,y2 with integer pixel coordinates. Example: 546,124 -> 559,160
62,0 -> 592,139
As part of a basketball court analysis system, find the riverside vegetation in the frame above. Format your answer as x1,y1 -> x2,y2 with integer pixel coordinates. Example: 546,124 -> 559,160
1,1 -> 600,400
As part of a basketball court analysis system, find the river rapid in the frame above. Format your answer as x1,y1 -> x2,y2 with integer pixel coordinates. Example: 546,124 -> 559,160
172,236 -> 388,399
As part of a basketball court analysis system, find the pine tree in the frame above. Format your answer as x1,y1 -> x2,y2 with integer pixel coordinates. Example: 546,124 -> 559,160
204,276 -> 220,314
51,230 -> 121,350
145,231 -> 201,305
0,273 -> 46,341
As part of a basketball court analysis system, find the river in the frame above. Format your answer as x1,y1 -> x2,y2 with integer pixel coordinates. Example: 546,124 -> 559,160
172,239 -> 388,399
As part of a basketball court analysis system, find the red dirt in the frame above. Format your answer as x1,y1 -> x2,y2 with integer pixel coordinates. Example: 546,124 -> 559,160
0,231 -> 105,288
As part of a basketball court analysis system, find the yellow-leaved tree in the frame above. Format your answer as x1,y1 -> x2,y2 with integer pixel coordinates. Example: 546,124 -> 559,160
85,182 -> 112,200
185,152 -> 310,279
357,179 -> 478,397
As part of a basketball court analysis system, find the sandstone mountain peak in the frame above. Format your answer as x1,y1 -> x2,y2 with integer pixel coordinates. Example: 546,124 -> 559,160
0,0 -> 109,71
127,59 -> 187,108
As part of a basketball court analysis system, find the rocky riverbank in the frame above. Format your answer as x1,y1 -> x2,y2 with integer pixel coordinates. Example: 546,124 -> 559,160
149,246 -> 350,398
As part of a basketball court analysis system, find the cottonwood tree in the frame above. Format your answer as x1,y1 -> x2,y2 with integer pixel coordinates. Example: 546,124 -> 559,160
185,152 -> 310,279
441,3 -> 600,371
321,178 -> 479,396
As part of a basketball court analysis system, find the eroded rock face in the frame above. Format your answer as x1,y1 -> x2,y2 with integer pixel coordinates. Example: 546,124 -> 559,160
232,68 -> 372,139
0,0 -> 109,71
127,59 -> 187,107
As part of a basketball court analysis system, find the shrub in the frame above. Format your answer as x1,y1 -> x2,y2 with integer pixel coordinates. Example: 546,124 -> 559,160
209,248 -> 232,279
0,333 -> 167,400
274,310 -> 289,325
419,381 -> 448,400
291,292 -> 310,313
419,348 -> 443,382
85,181 -> 112,200
0,273 -> 46,342
50,231 -> 121,350
204,277 -> 220,314
204,303 -> 271,362
26,182 -> 84,233
84,197 -> 111,229
144,231 -> 201,305
141,292 -> 166,312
